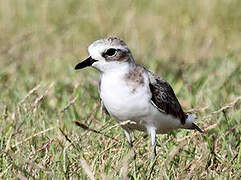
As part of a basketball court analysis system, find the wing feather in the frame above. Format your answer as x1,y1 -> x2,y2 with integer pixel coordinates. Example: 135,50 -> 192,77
147,71 -> 187,124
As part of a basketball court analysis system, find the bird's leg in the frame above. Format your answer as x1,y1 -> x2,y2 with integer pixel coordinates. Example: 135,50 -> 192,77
124,129 -> 133,147
149,127 -> 157,161
124,129 -> 136,159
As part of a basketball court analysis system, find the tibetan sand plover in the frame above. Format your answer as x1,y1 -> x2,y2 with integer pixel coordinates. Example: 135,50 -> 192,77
75,37 -> 203,159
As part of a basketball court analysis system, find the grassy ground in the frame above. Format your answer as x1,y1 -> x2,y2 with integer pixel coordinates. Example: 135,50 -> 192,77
0,0 -> 241,179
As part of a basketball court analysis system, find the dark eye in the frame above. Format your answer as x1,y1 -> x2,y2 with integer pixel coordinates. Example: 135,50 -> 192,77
105,48 -> 117,56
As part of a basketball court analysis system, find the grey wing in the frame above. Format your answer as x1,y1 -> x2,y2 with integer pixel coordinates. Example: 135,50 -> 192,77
147,71 -> 187,124
98,80 -> 110,115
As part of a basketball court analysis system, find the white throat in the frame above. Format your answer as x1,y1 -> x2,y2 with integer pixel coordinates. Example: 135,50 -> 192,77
93,61 -> 133,75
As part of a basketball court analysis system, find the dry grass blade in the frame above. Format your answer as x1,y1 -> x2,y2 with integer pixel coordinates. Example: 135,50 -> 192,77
107,120 -> 136,131
80,158 -> 95,180
33,82 -> 54,108
60,96 -> 78,113
59,128 -> 72,143
1,105 -> 8,120
74,121 -> 121,143
203,96 -> 241,120
9,127 -> 56,151
37,139 -> 54,152
186,105 -> 209,114
177,123 -> 217,142
74,121 -> 99,133
18,84 -> 41,105
17,174 -> 28,180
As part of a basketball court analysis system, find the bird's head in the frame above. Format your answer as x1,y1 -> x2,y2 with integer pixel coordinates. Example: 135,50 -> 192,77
75,37 -> 134,72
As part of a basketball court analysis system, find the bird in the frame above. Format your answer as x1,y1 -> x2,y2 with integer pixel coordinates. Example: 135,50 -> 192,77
75,36 -> 203,159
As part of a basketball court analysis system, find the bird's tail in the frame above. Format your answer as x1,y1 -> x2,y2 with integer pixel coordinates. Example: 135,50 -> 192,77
184,114 -> 204,133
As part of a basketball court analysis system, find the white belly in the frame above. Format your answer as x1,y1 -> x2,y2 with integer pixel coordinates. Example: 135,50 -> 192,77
100,72 -> 181,133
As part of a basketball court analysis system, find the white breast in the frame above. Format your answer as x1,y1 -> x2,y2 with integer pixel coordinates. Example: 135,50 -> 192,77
100,69 -> 151,121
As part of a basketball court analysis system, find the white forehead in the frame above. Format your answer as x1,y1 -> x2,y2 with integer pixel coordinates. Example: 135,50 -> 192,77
88,43 -> 124,55
88,37 -> 128,60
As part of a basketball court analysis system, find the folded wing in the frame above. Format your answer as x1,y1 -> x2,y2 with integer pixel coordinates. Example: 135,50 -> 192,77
147,71 -> 187,124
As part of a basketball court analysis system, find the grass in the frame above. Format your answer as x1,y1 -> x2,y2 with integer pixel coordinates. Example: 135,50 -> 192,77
0,0 -> 241,179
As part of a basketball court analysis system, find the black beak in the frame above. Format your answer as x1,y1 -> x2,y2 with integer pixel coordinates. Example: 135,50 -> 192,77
74,56 -> 97,70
